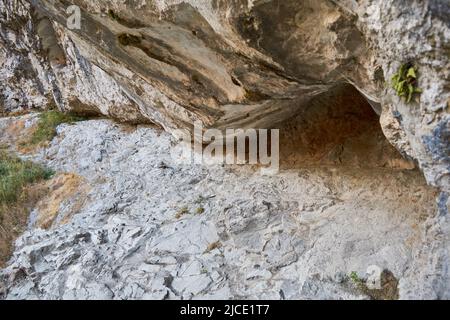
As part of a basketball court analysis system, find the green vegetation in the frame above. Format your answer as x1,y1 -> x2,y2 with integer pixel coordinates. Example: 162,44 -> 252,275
0,151 -> 54,266
26,111 -> 85,147
349,271 -> 365,285
348,270 -> 399,300
391,63 -> 422,103
0,151 -> 54,204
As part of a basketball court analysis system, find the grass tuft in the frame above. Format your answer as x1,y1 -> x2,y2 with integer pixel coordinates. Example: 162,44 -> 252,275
349,271 -> 364,285
25,111 -> 85,147
0,151 -> 54,204
0,151 -> 54,266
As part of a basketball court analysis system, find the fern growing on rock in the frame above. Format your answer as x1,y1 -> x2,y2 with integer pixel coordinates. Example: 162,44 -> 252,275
391,63 -> 422,103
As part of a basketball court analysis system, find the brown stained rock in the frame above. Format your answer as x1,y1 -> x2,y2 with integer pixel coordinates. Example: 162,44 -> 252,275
278,84 -> 409,169
0,115 -> 39,154
35,173 -> 90,230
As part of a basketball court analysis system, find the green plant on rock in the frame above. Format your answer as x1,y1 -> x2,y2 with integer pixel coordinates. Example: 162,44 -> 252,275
349,271 -> 364,285
391,63 -> 422,103
0,151 -> 54,267
0,151 -> 54,204
26,110 -> 85,147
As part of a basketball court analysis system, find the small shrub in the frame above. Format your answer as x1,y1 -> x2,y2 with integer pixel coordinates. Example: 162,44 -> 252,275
391,63 -> 422,103
196,207 -> 205,214
349,271 -> 364,285
26,111 -> 85,147
0,151 -> 54,204
0,151 -> 54,266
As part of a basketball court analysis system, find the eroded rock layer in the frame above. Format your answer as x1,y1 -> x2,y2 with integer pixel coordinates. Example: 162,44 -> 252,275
0,116 -> 443,299
0,0 -> 449,300
1,0 -> 449,190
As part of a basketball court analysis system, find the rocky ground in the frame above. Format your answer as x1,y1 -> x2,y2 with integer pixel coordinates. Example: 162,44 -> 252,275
0,0 -> 449,300
0,114 -> 447,300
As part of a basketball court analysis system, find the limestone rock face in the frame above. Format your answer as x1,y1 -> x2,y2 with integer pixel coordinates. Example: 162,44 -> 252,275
0,117 -> 443,299
0,0 -> 449,190
0,0 -> 449,300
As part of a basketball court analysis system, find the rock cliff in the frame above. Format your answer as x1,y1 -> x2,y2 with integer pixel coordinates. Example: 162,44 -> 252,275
1,0 -> 449,190
0,0 -> 449,299
0,116 -> 442,299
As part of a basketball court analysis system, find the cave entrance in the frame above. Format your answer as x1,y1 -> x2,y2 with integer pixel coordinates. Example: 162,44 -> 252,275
277,84 -> 413,170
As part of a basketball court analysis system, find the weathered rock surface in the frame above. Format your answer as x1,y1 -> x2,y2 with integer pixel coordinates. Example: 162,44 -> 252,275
1,0 -> 449,191
0,116 -> 448,299
0,0 -> 449,300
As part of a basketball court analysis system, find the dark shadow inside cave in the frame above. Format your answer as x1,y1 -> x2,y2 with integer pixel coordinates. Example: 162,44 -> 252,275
276,84 -> 414,170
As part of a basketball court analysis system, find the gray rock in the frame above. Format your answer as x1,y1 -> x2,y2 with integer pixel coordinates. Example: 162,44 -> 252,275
0,119 -> 446,299
0,0 -> 449,300
0,0 -> 448,190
